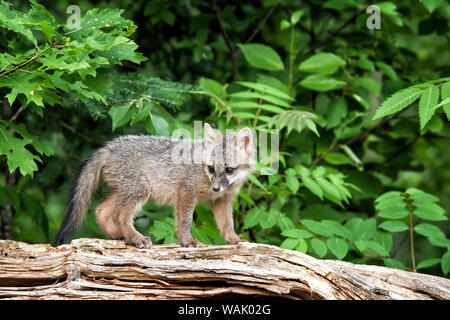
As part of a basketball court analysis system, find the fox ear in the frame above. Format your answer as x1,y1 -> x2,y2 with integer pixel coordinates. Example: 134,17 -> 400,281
234,127 -> 254,157
204,123 -> 222,144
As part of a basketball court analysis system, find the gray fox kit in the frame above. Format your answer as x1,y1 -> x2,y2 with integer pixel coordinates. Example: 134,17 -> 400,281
53,123 -> 255,248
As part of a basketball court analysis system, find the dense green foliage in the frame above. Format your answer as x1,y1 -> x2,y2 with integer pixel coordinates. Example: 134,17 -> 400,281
0,0 -> 449,278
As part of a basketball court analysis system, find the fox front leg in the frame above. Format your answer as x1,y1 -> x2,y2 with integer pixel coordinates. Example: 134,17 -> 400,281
175,199 -> 203,248
211,196 -> 244,244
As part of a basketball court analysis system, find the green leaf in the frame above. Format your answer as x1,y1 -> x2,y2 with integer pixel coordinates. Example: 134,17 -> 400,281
280,19 -> 291,30
151,114 -> 169,136
406,187 -> 440,202
0,1 -> 37,45
378,2 -> 402,26
349,93 -> 369,109
268,110 -> 320,136
315,177 -> 342,205
414,223 -> 446,239
280,238 -> 301,250
311,239 -> 327,258
340,145 -> 363,170
259,210 -> 278,229
295,239 -> 308,253
374,230 -> 393,253
229,91 -> 291,108
2,121 -> 53,157
379,220 -> 409,232
281,228 -> 314,239
108,103 -> 133,130
377,206 -> 410,219
286,175 -> 300,194
323,0 -> 358,9
299,74 -> 345,91
373,88 -> 422,119
248,175 -> 267,191
277,215 -> 295,231
243,208 -> 263,230
356,57 -> 375,72
365,240 -> 389,257
238,43 -> 285,71
375,191 -> 403,203
300,219 -> 334,237
96,42 -> 147,65
327,237 -> 348,259
235,81 -> 294,101
199,77 -> 226,99
324,152 -> 353,166
353,76 -> 381,95
326,97 -> 347,129
290,9 -> 305,25
422,0 -> 445,13
439,82 -> 450,121
375,62 -> 398,80
418,86 -> 439,129
353,219 -> 377,241
442,251 -> 450,275
321,220 -> 353,240
301,178 -> 324,200
0,72 -> 44,107
413,206 -> 447,221
0,122 -> 41,176
301,204 -> 346,223
299,52 -> 346,75
417,258 -> 441,270
428,236 -> 450,248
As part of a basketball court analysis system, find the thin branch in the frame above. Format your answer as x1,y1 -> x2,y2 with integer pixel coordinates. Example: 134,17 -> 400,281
0,45 -> 52,77
385,136 -> 419,163
405,194 -> 416,272
306,9 -> 364,55
58,118 -> 98,145
8,105 -> 24,122
210,1 -> 238,80
236,0 -> 282,56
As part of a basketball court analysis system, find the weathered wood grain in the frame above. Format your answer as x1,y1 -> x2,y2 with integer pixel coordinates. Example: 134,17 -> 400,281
0,239 -> 449,300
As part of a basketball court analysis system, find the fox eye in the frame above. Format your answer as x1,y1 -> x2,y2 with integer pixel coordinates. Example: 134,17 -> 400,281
208,166 -> 215,173
225,167 -> 234,174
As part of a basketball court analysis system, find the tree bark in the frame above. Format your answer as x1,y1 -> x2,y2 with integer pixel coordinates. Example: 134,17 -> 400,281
0,239 -> 449,300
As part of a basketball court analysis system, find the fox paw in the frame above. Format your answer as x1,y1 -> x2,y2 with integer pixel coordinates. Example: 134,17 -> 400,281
128,235 -> 152,249
180,239 -> 204,248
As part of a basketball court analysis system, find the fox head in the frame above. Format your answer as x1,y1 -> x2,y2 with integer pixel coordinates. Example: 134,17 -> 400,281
203,123 -> 255,193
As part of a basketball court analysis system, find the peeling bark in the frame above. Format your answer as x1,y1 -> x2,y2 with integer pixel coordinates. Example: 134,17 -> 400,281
0,239 -> 449,300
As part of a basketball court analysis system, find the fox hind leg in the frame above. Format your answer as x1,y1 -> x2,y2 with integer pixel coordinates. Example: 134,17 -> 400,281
95,192 -> 123,240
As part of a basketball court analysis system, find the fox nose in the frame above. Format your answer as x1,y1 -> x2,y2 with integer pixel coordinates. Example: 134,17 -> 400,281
212,186 -> 220,192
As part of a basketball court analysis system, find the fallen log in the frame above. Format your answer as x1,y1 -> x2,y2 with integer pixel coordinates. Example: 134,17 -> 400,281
0,238 -> 449,300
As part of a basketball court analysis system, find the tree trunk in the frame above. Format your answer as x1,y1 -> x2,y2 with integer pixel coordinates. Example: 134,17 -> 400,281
0,239 -> 449,300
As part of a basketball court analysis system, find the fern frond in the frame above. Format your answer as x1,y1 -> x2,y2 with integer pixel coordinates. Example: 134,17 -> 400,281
268,110 -> 321,136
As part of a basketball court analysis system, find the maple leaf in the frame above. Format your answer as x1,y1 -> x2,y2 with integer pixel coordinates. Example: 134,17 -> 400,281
0,122 -> 41,177
0,72 -> 44,107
